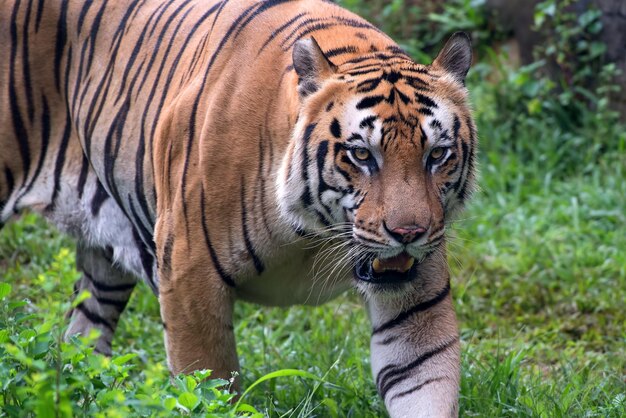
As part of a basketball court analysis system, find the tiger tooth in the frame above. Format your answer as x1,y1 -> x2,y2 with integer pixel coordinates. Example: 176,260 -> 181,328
372,258 -> 383,273
401,257 -> 415,273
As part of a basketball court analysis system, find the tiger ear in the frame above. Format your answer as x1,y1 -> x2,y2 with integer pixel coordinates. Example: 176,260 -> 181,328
432,32 -> 472,84
293,37 -> 337,99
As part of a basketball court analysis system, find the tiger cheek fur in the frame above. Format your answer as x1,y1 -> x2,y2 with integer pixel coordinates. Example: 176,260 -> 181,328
1,1 -> 476,416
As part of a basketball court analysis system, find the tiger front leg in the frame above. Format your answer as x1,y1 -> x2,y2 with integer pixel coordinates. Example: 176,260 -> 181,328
367,254 -> 460,417
157,223 -> 240,383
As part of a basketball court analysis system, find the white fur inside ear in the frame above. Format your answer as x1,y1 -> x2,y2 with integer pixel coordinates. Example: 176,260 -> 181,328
292,37 -> 336,98
432,32 -> 472,83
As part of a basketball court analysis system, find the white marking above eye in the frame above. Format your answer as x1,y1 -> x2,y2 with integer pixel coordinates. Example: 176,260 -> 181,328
342,99 -> 384,173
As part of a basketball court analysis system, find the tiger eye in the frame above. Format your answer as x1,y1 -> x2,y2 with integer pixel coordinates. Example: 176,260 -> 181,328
430,147 -> 445,160
353,148 -> 371,161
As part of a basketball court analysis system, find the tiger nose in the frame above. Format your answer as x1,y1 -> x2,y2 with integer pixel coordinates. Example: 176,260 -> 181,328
384,223 -> 428,244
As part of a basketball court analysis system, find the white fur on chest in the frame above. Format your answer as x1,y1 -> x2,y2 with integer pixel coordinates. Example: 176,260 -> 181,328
236,242 -> 353,306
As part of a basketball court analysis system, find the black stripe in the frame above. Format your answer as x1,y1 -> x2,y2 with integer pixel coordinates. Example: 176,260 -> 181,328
54,0 -> 69,91
181,32 -> 210,84
396,88 -> 411,105
21,0 -> 35,122
377,338 -> 457,399
127,195 -> 155,256
281,13 -> 382,51
200,188 -> 236,287
280,17 -> 329,49
135,0 -> 192,96
131,226 -> 157,293
356,77 -> 382,93
299,123 -> 317,208
372,282 -> 450,335
386,45 -> 409,57
233,0 -> 295,39
1,167 -> 16,213
114,5 -> 156,102
356,95 -> 384,109
110,0 -> 143,46
430,119 -> 443,130
84,1 -> 107,73
9,0 -> 31,184
35,0 -> 45,32
347,61 -> 389,72
359,116 -> 377,130
47,114 -> 72,211
94,295 -> 129,311
404,75 -> 430,90
346,67 -> 383,77
344,52 -> 397,65
452,115 -> 461,140
324,45 -> 358,58
20,94 -> 50,197
453,140 -> 469,193
333,143 -> 352,182
330,119 -> 341,139
76,302 -> 114,331
457,117 -> 476,203
90,182 -> 109,218
76,0 -> 95,34
85,272 -> 136,293
76,155 -> 90,198
258,12 -> 307,54
240,180 -> 264,274
389,377 -> 445,401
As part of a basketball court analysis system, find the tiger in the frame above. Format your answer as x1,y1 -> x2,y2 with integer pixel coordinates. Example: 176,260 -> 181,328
0,0 -> 477,416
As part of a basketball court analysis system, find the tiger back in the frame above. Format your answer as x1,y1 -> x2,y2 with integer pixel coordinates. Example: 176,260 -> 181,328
0,1 -> 477,416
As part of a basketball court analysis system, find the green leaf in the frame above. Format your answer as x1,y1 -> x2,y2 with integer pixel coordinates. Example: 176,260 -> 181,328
112,353 -> 137,366
235,403 -> 262,416
235,369 -> 325,410
178,392 -> 199,410
71,290 -> 92,308
0,282 -> 11,299
184,375 -> 197,392
163,397 -> 177,410
322,398 -> 340,418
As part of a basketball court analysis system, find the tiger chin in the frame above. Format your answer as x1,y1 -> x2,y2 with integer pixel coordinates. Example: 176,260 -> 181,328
1,1 -> 477,417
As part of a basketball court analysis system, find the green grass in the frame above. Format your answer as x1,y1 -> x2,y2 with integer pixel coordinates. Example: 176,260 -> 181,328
2,2 -> 626,416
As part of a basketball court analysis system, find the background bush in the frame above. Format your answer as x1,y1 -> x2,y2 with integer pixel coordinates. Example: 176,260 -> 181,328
1,0 -> 624,417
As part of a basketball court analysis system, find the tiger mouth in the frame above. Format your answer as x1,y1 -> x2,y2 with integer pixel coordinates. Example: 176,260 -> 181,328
354,252 -> 419,285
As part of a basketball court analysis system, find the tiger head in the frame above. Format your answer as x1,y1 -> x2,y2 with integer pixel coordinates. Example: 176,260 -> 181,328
277,33 -> 476,291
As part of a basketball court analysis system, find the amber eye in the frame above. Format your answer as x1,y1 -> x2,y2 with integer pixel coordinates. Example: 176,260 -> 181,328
353,148 -> 371,161
429,147 -> 446,162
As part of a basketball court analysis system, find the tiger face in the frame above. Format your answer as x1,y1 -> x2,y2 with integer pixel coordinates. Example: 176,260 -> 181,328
278,34 -> 476,291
